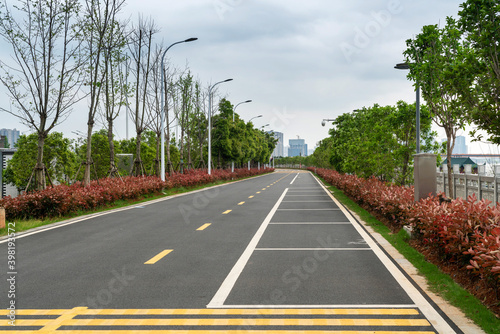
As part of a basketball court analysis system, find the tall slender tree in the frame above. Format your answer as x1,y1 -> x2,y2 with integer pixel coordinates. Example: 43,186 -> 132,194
0,0 -> 84,190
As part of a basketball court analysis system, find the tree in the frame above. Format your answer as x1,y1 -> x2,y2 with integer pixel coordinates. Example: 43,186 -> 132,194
212,99 -> 233,168
404,18 -> 471,195
81,0 -> 126,186
459,0 -> 500,144
129,17 -> 158,176
0,0 -> 84,190
4,133 -> 76,191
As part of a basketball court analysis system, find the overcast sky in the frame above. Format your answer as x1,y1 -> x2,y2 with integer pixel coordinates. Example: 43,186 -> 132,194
1,0 -> 497,154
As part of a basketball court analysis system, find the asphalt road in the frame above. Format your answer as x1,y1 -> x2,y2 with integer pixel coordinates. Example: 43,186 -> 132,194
0,170 -> 463,333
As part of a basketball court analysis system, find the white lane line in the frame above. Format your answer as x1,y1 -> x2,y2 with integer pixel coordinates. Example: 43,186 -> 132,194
311,173 -> 457,334
281,200 -> 333,202
290,173 -> 299,184
285,195 -> 330,197
209,304 -> 417,309
270,222 -> 351,225
277,208 -> 340,211
207,188 -> 289,308
255,248 -> 371,251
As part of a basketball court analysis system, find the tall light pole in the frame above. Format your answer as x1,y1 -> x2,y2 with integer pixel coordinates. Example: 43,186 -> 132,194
233,100 -> 252,122
249,115 -> 262,123
208,78 -> 233,175
395,62 -> 420,153
395,62 -> 436,202
160,37 -> 197,181
231,99 -> 252,172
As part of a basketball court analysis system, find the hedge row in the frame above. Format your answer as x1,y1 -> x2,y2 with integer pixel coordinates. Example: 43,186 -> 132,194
311,167 -> 500,285
0,168 -> 273,221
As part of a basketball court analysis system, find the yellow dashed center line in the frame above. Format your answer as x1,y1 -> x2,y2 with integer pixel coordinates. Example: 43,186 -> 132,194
256,191 -> 261,194
262,188 -> 266,190
197,223 -> 211,231
144,250 -> 173,264
238,202 -> 245,205
248,195 -> 254,198
222,210 -> 232,214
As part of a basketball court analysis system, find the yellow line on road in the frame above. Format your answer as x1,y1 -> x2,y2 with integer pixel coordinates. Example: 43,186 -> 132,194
262,188 -> 266,190
144,250 -> 173,264
222,210 -> 232,214
196,223 -> 211,231
0,308 -> 421,316
238,202 -> 245,205
256,191 -> 261,194
27,318 -> 431,327
248,195 -> 254,198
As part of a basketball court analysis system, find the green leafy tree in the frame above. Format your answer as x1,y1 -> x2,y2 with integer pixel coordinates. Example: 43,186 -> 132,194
459,0 -> 500,144
4,133 -> 76,191
212,99 -> 233,168
404,18 -> 472,194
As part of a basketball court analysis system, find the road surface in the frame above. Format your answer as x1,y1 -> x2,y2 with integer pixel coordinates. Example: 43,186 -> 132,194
0,170 -> 463,333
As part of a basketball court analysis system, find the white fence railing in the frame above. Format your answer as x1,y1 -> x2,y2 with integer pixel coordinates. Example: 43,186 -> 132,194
437,165 -> 500,203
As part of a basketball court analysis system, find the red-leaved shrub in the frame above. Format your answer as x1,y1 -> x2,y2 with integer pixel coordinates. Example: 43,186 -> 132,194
0,168 -> 273,221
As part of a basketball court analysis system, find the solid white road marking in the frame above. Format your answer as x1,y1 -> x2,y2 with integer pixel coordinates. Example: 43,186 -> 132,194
207,188 -> 289,308
290,173 -> 299,184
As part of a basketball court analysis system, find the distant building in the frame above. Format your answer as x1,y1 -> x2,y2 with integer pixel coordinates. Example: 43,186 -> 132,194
453,136 -> 468,154
288,139 -> 308,157
0,128 -> 20,148
270,131 -> 284,157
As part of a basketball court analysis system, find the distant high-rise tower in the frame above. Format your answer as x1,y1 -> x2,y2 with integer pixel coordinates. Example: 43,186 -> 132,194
270,131 -> 284,157
288,139 -> 308,157
453,136 -> 468,154
0,128 -> 20,148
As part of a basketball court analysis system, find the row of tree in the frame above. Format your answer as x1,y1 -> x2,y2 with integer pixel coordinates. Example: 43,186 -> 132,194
403,0 -> 499,195
0,0 -> 274,191
304,102 -> 441,186
4,105 -> 276,192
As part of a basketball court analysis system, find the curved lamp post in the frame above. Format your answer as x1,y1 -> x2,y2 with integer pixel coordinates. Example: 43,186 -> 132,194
233,100 -> 252,122
230,99 -> 252,172
160,37 -> 197,181
249,115 -> 262,123
208,78 -> 233,175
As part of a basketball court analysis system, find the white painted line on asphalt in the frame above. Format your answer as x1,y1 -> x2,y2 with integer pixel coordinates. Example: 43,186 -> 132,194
277,208 -> 340,211
255,248 -> 371,251
290,173 -> 299,184
285,195 -> 330,197
311,173 -> 457,334
281,200 -> 332,202
269,222 -> 351,225
209,304 -> 418,309
207,188 -> 289,308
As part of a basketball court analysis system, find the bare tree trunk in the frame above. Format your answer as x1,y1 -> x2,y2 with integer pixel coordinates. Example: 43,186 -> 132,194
84,121 -> 94,185
446,129 -> 456,198
35,133 -> 47,190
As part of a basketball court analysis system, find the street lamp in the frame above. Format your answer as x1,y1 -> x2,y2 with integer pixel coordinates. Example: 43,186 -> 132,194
160,37 -> 198,181
395,62 -> 420,153
395,62 -> 436,202
233,100 -> 252,122
321,118 -> 336,127
249,115 -> 262,123
231,99 -> 252,172
208,78 -> 233,175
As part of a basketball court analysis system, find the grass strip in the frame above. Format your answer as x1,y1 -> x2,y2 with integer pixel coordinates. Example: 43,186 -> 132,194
317,176 -> 499,334
0,174 -> 262,237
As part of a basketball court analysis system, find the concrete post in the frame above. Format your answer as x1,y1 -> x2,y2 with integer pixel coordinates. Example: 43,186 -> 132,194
414,153 -> 437,202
